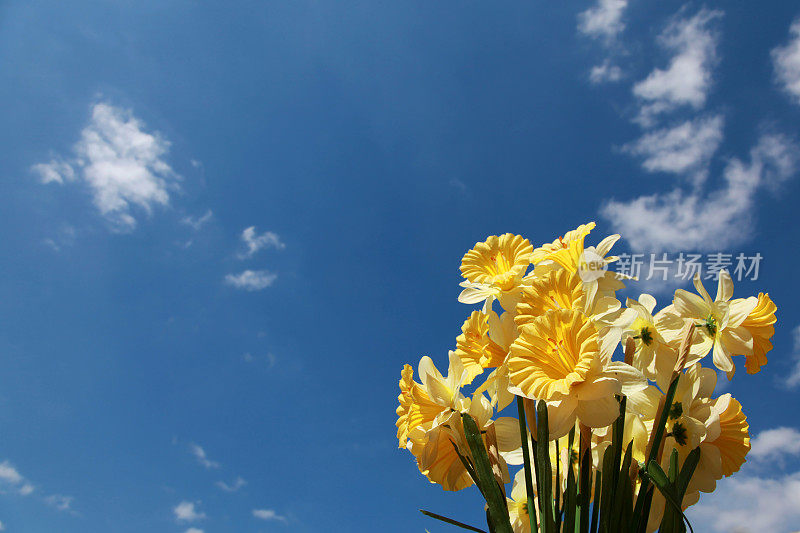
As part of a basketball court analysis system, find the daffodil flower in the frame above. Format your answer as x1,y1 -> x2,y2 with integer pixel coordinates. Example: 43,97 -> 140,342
459,234 -> 533,311
507,309 -> 647,439
671,270 -> 757,374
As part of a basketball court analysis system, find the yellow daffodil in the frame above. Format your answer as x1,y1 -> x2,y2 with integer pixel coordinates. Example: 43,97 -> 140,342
515,269 -> 587,328
707,393 -> 750,477
671,271 -> 757,374
409,393 -> 509,491
740,293 -> 777,374
453,311 -> 508,384
459,234 -> 533,310
531,222 -> 624,314
396,364 -> 445,448
507,309 -> 647,439
530,222 -> 596,266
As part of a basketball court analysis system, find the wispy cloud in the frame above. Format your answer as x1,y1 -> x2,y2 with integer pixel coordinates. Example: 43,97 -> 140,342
749,427 -> 800,460
238,226 -> 285,259
224,270 -> 278,291
589,59 -> 623,84
772,17 -> 800,105
43,225 -> 77,252
622,114 -> 724,184
784,325 -> 800,388
181,210 -> 213,231
0,460 -> 34,496
32,102 -> 180,231
174,501 -> 206,523
184,529 -> 203,533
216,476 -> 246,492
578,0 -> 628,83
689,467 -> 800,532
44,494 -> 73,513
577,0 -> 628,42
189,444 -> 219,469
252,508 -> 287,523
602,133 -> 798,251
632,9 -> 722,125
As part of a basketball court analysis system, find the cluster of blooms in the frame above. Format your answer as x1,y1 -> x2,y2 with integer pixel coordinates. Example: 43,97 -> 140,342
395,223 -> 777,531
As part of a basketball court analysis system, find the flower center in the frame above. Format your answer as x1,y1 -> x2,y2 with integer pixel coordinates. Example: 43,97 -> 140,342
704,314 -> 717,337
671,421 -> 688,446
638,327 -> 653,346
668,401 -> 683,420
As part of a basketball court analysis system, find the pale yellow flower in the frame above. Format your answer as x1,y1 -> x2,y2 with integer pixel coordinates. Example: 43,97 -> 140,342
609,294 -> 679,383
671,271 -> 757,373
507,309 -> 647,439
740,293 -> 777,375
507,468 -> 538,533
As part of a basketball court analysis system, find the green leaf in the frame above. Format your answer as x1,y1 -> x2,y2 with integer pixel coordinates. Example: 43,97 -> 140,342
516,397 -> 539,533
562,453 -> 577,533
535,401 -> 556,532
590,469 -> 601,533
420,510 -> 488,533
598,444 -> 615,532
668,448 -> 679,483
462,413 -> 514,533
646,460 -> 695,533
646,460 -> 669,490
676,448 -> 701,499
578,439 -> 593,533
631,373 -> 682,533
609,442 -> 634,532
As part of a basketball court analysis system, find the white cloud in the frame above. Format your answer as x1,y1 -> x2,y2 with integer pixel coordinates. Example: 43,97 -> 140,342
602,133 -> 798,251
32,102 -> 179,231
174,501 -> 206,523
0,461 -> 34,496
0,462 -> 23,486
622,115 -> 724,183
31,159 -> 75,184
216,476 -> 246,492
239,226 -> 285,258
589,59 -> 623,84
190,444 -> 219,469
43,225 -> 77,252
577,0 -> 628,42
224,270 -> 278,291
772,17 -> 800,105
252,508 -> 287,523
44,494 -> 73,512
785,325 -> 800,388
633,9 -> 722,124
0,519 -> 5,530
184,529 -> 203,533
181,210 -> 213,231
750,427 -> 800,460
688,468 -> 800,532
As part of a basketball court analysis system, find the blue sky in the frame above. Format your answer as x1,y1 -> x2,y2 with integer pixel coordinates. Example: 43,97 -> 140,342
2,1 -> 800,531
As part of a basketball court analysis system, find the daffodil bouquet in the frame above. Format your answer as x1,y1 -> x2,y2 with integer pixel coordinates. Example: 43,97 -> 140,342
395,223 -> 776,533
